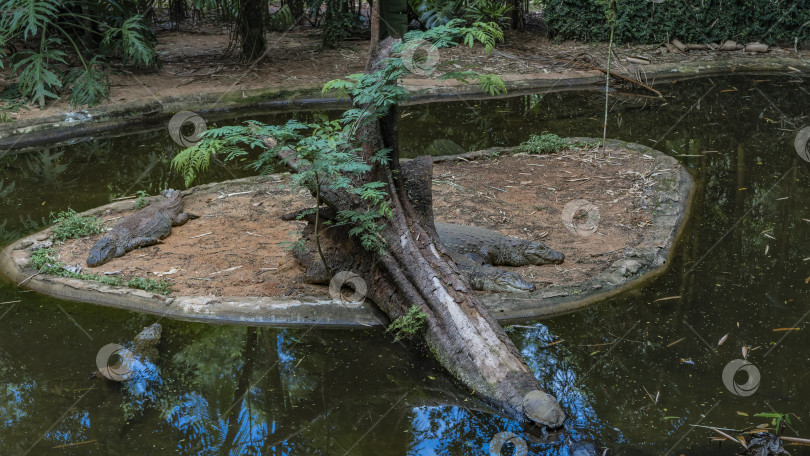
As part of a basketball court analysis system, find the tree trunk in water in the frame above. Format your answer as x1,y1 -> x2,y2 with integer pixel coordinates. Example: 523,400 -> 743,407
273,18 -> 564,427
239,0 -> 267,60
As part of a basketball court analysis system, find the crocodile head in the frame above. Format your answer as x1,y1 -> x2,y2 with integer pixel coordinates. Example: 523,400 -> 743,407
524,242 -> 565,265
489,270 -> 537,293
86,236 -> 116,267
161,188 -> 180,199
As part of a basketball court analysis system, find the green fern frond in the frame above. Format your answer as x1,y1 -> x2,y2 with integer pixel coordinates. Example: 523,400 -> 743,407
171,139 -> 219,187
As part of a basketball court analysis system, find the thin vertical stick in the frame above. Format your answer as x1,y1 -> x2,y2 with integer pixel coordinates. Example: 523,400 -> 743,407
602,0 -> 617,150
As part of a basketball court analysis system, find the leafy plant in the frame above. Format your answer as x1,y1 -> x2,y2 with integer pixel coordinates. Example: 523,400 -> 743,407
29,247 -> 63,274
134,190 -> 150,209
755,412 -> 792,434
0,0 -> 158,108
464,0 -> 513,25
543,0 -> 810,44
64,59 -> 110,107
49,209 -> 105,242
386,305 -> 428,341
126,276 -> 172,294
321,0 -> 362,48
412,0 -> 464,29
11,38 -> 66,109
28,247 -> 172,294
517,132 -> 568,154
411,0 -> 513,29
101,16 -> 158,68
172,21 -> 506,258
269,4 -> 295,31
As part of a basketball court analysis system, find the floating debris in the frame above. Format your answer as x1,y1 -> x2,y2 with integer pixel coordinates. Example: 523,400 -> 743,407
666,337 -> 686,348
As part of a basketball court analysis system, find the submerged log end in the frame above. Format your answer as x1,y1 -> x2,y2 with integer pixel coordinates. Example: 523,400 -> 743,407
522,390 -> 566,428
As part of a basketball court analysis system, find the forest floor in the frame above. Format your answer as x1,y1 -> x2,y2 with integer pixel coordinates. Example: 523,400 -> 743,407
52,145 -> 659,298
3,23 -> 808,123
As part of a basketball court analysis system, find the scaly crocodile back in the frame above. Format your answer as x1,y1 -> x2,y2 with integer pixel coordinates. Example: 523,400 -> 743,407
87,190 -> 188,267
436,222 -> 564,266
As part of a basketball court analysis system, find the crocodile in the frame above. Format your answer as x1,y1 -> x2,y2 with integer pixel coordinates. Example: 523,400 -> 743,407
86,189 -> 195,267
449,252 -> 537,292
292,220 -> 561,293
437,222 -> 565,266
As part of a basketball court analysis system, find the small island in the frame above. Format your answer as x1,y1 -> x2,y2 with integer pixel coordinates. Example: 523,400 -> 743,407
2,138 -> 691,326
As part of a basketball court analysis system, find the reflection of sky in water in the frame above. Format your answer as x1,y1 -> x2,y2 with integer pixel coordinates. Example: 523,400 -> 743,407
1,75 -> 810,454
1,383 -> 33,427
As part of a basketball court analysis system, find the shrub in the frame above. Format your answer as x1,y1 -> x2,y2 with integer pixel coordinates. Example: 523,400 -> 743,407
543,0 -> 810,45
517,132 -> 568,154
386,305 -> 428,341
50,209 -> 104,242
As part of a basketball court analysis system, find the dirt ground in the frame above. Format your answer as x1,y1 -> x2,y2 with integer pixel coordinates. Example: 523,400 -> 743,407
3,22 -> 808,123
52,146 -> 660,298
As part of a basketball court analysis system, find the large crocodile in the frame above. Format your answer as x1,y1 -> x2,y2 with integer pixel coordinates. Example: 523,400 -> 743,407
437,222 -> 564,266
86,189 -> 195,267
291,219 -> 562,293
448,251 -> 537,292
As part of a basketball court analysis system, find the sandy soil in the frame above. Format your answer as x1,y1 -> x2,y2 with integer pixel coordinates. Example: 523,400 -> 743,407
52,145 -> 660,298
3,24 -> 807,123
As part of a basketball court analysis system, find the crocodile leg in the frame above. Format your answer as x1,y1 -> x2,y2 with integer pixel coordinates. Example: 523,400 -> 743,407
125,236 -> 162,251
171,212 -> 199,226
449,253 -> 536,293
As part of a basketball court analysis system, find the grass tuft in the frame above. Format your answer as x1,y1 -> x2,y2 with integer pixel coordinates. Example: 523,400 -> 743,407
50,209 -> 104,242
28,247 -> 172,294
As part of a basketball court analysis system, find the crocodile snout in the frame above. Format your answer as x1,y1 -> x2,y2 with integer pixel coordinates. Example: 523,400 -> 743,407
526,244 -> 565,265
495,271 -> 537,293
86,236 -> 116,267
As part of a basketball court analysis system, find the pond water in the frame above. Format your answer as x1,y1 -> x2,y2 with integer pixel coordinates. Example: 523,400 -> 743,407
1,74 -> 810,455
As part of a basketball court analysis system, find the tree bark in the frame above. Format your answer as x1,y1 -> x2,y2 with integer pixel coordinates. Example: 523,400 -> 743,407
239,0 -> 267,60
274,13 -> 565,428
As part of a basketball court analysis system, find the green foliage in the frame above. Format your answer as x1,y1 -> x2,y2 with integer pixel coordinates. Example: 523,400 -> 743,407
134,190 -> 150,209
321,0 -> 361,48
463,0 -> 512,25
754,412 -> 792,432
29,247 -> 62,274
49,209 -> 104,242
28,247 -> 172,293
126,276 -> 172,294
400,19 -> 504,54
101,16 -> 158,68
1,0 -> 157,108
1,0 -> 61,40
411,0 -> 513,29
172,21 -> 506,255
517,132 -> 568,154
386,305 -> 428,342
543,0 -> 810,44
412,0 -> 463,29
269,4 -> 294,31
11,38 -> 66,108
64,59 -> 110,107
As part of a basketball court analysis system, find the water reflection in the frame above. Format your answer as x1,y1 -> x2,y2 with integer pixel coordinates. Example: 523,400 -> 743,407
1,74 -> 810,454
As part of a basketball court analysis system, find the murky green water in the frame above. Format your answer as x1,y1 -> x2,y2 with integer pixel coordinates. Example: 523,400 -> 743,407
2,74 -> 810,455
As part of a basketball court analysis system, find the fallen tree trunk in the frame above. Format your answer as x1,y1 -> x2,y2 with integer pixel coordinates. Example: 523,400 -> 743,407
272,32 -> 565,427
